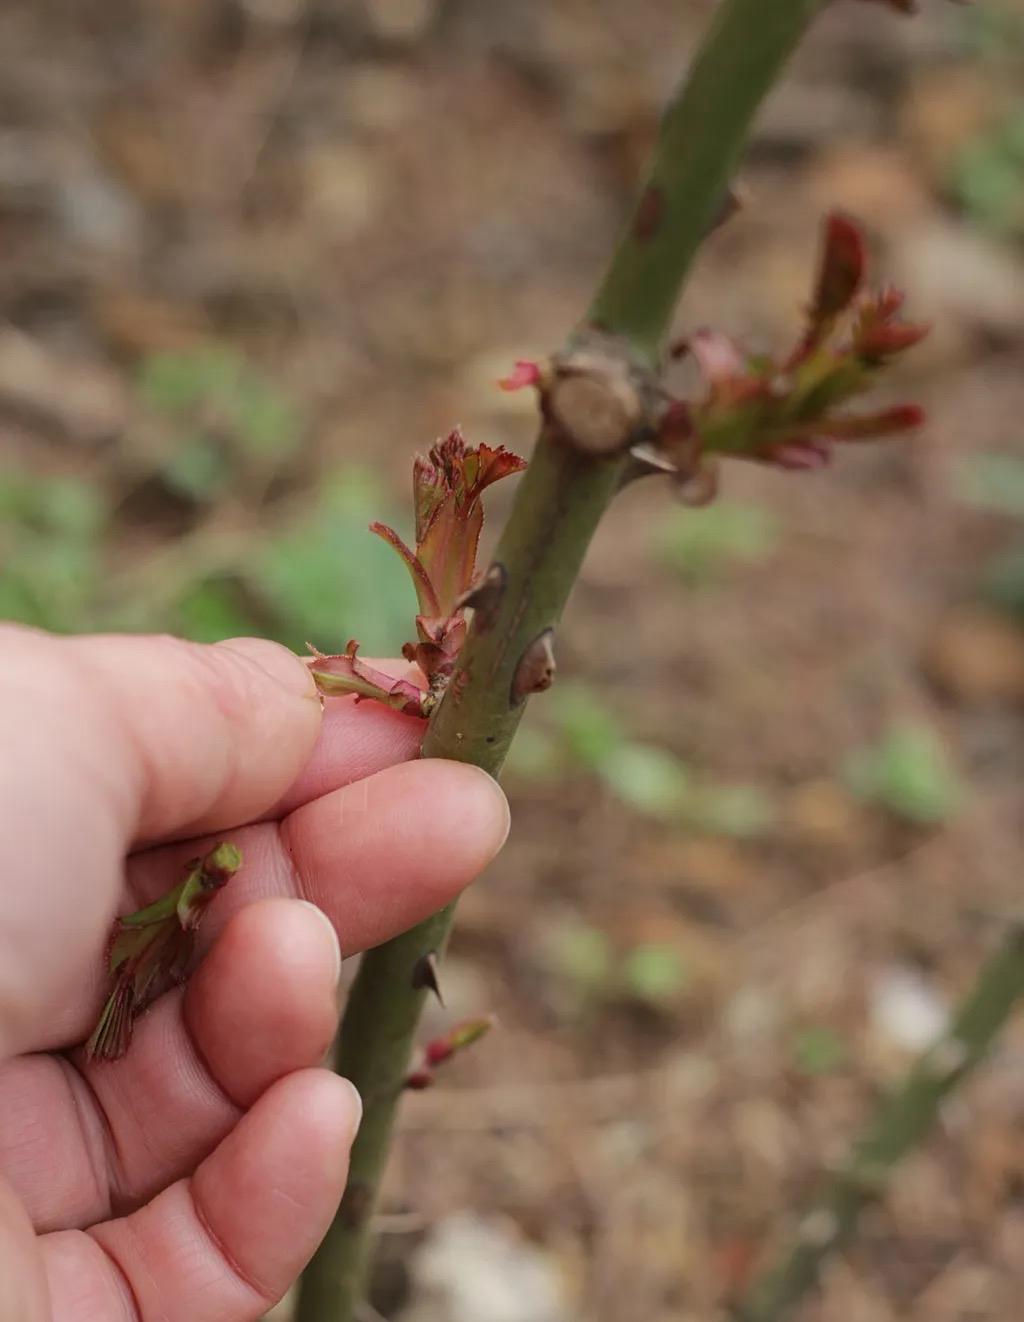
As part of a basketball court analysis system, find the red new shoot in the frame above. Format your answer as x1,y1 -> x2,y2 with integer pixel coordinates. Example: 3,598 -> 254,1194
86,842 -> 242,1062
308,430 -> 525,715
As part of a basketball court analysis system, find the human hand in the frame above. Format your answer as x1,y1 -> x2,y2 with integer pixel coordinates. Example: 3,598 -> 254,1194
0,628 -> 510,1321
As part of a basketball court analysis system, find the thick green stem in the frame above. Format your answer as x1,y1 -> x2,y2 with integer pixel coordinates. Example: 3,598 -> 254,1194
295,4 -> 825,1319
734,923 -> 1024,1322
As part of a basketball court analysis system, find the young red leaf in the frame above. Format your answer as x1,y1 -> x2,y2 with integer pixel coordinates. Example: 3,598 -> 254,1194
369,522 -> 440,618
308,641 -> 429,717
664,212 -> 929,474
801,212 -> 866,355
414,431 -> 525,616
498,359 -> 543,392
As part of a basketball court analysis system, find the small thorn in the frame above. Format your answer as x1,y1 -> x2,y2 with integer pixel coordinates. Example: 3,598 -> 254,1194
412,951 -> 445,1005
629,441 -> 678,474
510,628 -> 556,707
454,562 -> 507,632
705,184 -> 744,237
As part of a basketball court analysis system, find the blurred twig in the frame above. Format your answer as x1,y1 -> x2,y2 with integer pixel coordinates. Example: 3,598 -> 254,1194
733,921 -> 1024,1322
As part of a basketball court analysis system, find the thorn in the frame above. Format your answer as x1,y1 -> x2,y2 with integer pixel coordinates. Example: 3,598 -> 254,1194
454,562 -> 507,632
412,951 -> 445,1005
706,184 -> 744,237
629,441 -> 678,474
510,628 -> 556,707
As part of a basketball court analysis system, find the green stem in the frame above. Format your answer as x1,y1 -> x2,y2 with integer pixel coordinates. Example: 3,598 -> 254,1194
587,0 -> 826,362
295,4 -> 826,1319
734,923 -> 1024,1322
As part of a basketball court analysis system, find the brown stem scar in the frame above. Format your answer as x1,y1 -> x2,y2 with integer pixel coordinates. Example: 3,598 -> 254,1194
633,183 -> 666,241
510,628 -> 556,706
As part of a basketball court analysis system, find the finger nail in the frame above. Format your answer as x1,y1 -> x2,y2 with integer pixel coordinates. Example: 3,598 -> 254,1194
295,900 -> 343,986
454,762 -> 511,854
339,1077 -> 363,1134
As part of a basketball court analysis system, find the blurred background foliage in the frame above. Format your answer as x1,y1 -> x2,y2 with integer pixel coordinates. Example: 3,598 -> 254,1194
1,1 -> 1023,1319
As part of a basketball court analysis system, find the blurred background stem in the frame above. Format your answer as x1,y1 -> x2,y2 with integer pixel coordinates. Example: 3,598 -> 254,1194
734,922 -> 1024,1322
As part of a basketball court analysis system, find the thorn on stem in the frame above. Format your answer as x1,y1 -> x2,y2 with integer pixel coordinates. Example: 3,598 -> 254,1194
706,185 -> 744,237
510,629 -> 556,707
455,562 -> 507,632
412,951 -> 445,1005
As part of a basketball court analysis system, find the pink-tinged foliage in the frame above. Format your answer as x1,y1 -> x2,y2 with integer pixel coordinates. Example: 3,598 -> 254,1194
498,359 -> 543,392
308,640 -> 430,717
308,430 -> 525,714
405,1015 -> 495,1090
86,843 -> 242,1061
403,430 -> 526,619
667,212 -> 928,474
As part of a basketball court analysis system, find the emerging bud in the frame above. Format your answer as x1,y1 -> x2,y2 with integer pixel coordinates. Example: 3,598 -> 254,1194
424,1015 -> 494,1066
498,359 -> 543,392
800,212 -> 865,356
403,1014 -> 496,1090
656,212 -> 929,475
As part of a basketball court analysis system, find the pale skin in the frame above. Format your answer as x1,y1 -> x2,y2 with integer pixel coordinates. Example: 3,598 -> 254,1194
0,627 -> 510,1321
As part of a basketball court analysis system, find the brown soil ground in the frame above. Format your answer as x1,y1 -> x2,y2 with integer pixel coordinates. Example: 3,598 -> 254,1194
2,3 -> 1023,1320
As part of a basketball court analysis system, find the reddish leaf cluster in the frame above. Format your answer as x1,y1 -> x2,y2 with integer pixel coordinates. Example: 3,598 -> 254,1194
659,212 -> 928,486
309,429 -> 525,716
405,1015 -> 495,1091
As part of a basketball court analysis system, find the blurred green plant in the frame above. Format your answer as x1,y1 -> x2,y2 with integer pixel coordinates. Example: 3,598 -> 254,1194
655,501 -> 778,586
959,1 -> 1024,64
955,452 -> 1024,518
844,724 -> 962,825
792,1025 -> 848,1076
541,921 -> 690,1016
953,451 -> 1024,618
0,473 -> 108,633
951,108 -> 1024,238
254,467 -> 413,655
621,943 -> 690,1004
0,460 -> 412,652
137,346 -> 301,501
0,345 -> 420,657
506,682 -> 775,837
